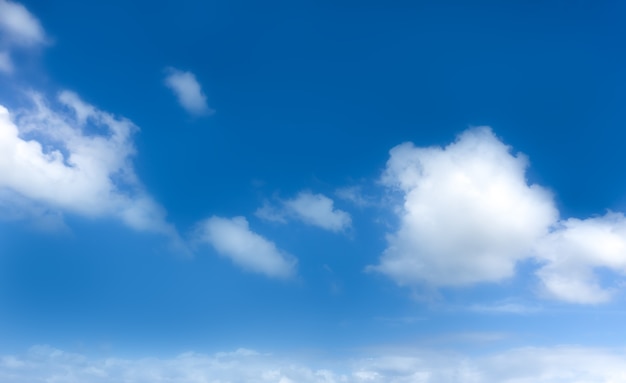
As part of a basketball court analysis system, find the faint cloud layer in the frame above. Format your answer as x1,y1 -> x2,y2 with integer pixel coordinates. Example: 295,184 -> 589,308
195,216 -> 297,279
335,185 -> 375,207
256,191 -> 352,233
468,301 -> 540,315
163,67 -> 213,116
371,127 -> 626,304
0,92 -> 174,236
0,51 -> 12,73
2,345 -> 626,383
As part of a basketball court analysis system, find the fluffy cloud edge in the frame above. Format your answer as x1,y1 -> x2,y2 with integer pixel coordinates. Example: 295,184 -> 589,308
533,211 -> 626,304
0,91 -> 176,237
370,127 -> 558,287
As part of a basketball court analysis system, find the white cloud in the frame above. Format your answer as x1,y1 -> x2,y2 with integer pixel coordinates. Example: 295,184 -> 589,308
369,127 -> 626,305
0,0 -> 46,47
534,212 -> 626,304
0,91 -> 174,235
196,216 -> 297,278
370,127 -> 558,286
256,191 -> 352,233
2,345 -> 626,383
163,67 -> 212,116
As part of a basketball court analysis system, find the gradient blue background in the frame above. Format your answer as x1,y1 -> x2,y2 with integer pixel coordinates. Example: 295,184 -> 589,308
1,0 -> 625,359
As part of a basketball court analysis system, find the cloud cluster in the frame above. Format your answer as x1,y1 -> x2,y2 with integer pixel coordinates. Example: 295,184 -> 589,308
195,216 -> 297,279
371,127 -> 626,304
4,0 -> 626,296
0,1 -> 294,279
2,345 -> 626,383
163,67 -> 213,116
256,191 -> 352,233
0,92 -> 173,235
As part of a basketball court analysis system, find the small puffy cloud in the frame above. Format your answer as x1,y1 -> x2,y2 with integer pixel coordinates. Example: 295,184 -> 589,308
196,216 -> 297,279
3,345 -> 626,383
284,192 -> 352,232
534,212 -> 626,304
370,127 -> 558,286
0,0 -> 46,47
163,67 -> 212,116
0,91 -> 174,235
256,191 -> 352,233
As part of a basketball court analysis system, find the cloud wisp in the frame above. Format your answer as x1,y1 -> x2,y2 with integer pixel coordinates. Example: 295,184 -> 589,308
0,0 -> 46,47
256,191 -> 352,233
0,0 -> 47,74
195,216 -> 297,279
163,67 -> 213,116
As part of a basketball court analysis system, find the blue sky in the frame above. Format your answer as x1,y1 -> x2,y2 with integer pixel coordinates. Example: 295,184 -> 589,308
1,0 -> 626,381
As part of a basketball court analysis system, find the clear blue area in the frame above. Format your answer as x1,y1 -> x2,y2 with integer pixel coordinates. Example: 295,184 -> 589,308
1,0 -> 626,357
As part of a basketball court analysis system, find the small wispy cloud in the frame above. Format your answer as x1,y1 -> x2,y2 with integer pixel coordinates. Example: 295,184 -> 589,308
335,185 -> 375,207
255,191 -> 352,233
0,0 -> 48,76
164,67 -> 213,116
0,0 -> 47,47
255,201 -> 288,223
195,216 -> 297,279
